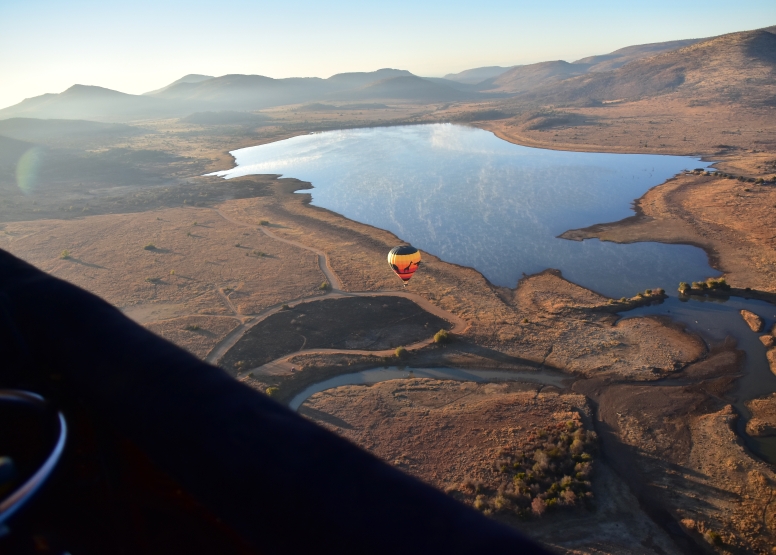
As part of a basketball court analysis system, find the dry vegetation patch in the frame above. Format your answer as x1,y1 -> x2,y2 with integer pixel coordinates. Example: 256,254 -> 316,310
302,379 -> 684,554
1,205 -> 325,317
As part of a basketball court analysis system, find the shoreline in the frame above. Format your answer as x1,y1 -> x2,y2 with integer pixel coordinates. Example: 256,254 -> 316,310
207,122 -> 718,301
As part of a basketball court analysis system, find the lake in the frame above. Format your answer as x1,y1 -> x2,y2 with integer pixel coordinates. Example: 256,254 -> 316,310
210,123 -> 715,298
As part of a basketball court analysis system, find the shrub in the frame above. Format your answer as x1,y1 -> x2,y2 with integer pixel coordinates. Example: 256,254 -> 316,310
281,304 -> 290,310
644,289 -> 652,295
235,243 -> 241,248
184,324 -> 201,331
655,288 -> 665,295
143,243 -> 156,250
395,346 -> 407,359
170,270 -> 175,275
678,282 -> 690,293
60,250 -> 71,260
531,497 -> 547,517
260,220 -> 270,226
319,281 -> 330,290
619,297 -> 627,302
704,530 -> 722,546
265,387 -> 280,397
434,329 -> 451,344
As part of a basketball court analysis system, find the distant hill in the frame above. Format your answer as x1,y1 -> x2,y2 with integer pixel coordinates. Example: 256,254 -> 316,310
482,61 -> 589,93
574,39 -> 704,72
0,118 -> 141,144
5,25 -> 775,122
150,74 -> 328,109
443,66 -> 514,84
146,69 -> 476,109
0,70 -> 447,121
180,111 -> 269,125
443,37 -> 709,95
342,75 -> 469,102
326,69 -> 413,88
520,28 -> 776,106
143,74 -> 214,96
0,85 -> 181,122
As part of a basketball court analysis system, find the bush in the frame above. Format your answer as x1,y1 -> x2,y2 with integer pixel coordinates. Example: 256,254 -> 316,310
678,282 -> 690,293
319,281 -> 330,290
60,250 -> 71,260
704,530 -> 722,546
434,329 -> 451,344
265,387 -> 280,397
531,497 -> 547,516
144,243 -> 156,250
655,288 -> 665,295
281,304 -> 290,311
395,346 -> 407,359
260,220 -> 270,226
184,324 -> 201,331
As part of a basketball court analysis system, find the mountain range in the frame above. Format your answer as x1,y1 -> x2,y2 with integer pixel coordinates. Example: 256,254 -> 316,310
1,25 -> 773,122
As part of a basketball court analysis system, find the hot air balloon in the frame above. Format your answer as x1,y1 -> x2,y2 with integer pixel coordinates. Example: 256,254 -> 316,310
387,245 -> 421,286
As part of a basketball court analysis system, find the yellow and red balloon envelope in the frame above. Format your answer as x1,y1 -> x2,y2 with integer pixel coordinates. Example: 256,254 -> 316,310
387,245 -> 421,285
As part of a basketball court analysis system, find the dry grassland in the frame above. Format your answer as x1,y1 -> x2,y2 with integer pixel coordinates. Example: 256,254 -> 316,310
302,379 -> 684,555
0,204 -> 326,357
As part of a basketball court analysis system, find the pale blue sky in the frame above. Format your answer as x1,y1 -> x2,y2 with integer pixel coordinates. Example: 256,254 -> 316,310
1,0 -> 774,109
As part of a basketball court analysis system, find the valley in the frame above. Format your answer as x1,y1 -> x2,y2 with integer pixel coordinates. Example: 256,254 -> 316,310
3,23 -> 776,553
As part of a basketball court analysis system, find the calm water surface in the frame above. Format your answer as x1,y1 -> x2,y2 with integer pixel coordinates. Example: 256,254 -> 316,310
211,124 -> 716,298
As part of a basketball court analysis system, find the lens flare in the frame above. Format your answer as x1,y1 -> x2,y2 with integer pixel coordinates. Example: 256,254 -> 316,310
16,146 -> 44,195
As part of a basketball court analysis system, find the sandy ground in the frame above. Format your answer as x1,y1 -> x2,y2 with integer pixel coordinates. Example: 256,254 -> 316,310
747,393 -> 776,437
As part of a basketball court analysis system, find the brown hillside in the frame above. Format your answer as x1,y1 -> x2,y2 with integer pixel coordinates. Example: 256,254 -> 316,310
522,28 -> 776,106
485,61 -> 589,93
